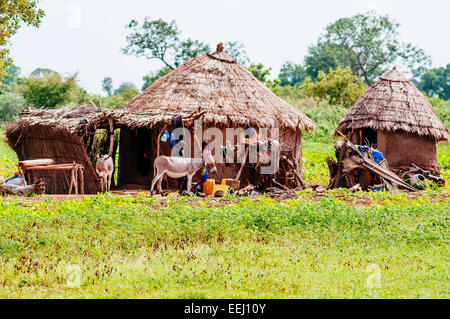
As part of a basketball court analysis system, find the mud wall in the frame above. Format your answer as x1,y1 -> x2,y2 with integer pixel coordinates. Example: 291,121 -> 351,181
377,131 -> 438,169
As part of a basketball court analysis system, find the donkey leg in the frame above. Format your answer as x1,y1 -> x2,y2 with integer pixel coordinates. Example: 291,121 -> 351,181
186,174 -> 193,192
151,171 -> 165,195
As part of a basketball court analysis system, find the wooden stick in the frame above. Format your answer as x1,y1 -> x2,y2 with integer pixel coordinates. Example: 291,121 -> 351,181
69,168 -> 74,195
108,117 -> 114,156
156,124 -> 167,157
79,167 -> 84,195
74,164 -> 78,195
235,147 -> 249,180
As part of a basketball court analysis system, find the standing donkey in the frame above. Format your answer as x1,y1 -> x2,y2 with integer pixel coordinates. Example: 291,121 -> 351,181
96,154 -> 114,192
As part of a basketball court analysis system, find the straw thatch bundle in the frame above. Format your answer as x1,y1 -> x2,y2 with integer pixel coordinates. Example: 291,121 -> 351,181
5,104 -> 107,194
114,43 -> 315,131
335,67 -> 449,142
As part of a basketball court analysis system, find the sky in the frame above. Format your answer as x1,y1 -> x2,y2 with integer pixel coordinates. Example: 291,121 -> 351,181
8,0 -> 450,95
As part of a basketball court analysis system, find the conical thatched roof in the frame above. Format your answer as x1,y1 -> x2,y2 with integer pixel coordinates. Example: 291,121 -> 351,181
117,43 -> 315,131
335,67 -> 449,142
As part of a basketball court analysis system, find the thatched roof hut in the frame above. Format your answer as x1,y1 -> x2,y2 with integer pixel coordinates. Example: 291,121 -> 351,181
5,43 -> 315,193
5,104 -> 108,194
112,43 -> 315,188
335,67 -> 449,172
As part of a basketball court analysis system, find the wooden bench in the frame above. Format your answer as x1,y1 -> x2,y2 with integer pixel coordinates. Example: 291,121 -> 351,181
17,159 -> 85,194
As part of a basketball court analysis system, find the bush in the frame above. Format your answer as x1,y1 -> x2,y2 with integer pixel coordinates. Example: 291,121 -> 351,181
0,92 -> 25,121
21,73 -> 86,108
301,66 -> 367,107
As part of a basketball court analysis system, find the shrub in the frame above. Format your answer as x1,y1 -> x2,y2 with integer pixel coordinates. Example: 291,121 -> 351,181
21,73 -> 86,108
301,66 -> 367,107
0,92 -> 25,121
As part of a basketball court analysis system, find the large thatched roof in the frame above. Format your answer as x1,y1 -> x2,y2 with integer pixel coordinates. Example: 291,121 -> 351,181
117,43 -> 315,131
335,67 -> 449,142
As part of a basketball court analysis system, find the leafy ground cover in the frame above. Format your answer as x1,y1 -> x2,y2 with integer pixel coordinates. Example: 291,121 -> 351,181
0,193 -> 448,298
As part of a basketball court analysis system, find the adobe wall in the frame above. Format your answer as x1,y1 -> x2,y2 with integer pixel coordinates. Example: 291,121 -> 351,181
377,131 -> 438,169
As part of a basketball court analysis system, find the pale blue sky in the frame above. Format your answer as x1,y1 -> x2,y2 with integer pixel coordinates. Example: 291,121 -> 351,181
8,0 -> 450,95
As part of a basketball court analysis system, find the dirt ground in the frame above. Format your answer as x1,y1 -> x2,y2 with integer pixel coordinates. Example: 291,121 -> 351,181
1,181 -> 448,207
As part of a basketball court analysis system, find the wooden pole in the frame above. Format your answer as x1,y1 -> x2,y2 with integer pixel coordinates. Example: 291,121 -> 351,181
79,167 -> 84,195
74,164 -> 78,195
235,147 -> 249,181
108,118 -> 114,156
156,124 -> 167,157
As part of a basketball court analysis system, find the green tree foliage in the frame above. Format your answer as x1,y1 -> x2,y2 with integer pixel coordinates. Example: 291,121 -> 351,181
0,64 -> 21,91
0,91 -> 25,121
0,0 -> 44,83
122,17 -> 250,84
301,66 -> 367,107
278,62 -> 307,86
30,67 -> 57,78
21,72 -> 85,108
122,17 -> 180,69
304,11 -> 430,84
142,67 -> 172,90
102,77 -> 113,96
113,82 -> 137,95
222,41 -> 250,66
248,63 -> 271,83
417,64 -> 450,100
174,38 -> 210,67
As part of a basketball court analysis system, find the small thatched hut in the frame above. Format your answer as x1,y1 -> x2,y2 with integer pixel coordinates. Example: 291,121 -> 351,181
335,67 -> 449,173
111,43 -> 315,188
5,104 -> 108,194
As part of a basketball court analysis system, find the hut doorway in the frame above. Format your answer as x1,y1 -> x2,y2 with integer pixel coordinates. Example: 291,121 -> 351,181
360,128 -> 378,148
117,127 -> 155,188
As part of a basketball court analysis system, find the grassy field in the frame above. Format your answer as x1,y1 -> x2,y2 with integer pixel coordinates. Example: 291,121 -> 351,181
0,193 -> 448,298
0,101 -> 448,298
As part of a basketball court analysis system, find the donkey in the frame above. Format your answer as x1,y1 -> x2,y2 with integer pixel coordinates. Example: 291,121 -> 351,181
96,154 -> 114,192
150,149 -> 217,194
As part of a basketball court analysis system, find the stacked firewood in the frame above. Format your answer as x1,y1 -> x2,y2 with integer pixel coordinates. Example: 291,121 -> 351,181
326,140 -> 417,192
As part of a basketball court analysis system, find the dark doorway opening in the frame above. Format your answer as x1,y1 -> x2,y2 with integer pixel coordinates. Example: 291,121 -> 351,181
361,128 -> 377,148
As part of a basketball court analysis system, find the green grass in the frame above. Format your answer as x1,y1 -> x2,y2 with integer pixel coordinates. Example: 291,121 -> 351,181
0,194 -> 448,298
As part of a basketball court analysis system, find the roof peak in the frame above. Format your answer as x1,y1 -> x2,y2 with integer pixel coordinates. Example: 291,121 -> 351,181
380,67 -> 410,82
216,42 -> 224,53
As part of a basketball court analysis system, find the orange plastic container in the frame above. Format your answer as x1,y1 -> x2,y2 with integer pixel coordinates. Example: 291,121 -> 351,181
214,184 -> 229,195
203,179 -> 215,196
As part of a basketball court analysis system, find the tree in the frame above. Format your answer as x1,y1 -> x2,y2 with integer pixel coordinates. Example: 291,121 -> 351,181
304,11 -> 431,84
142,67 -> 172,90
223,41 -> 250,66
301,66 -> 367,107
416,64 -> 450,100
248,63 -> 271,83
0,64 -> 22,91
21,73 -> 84,108
122,17 -> 180,70
278,62 -> 307,86
0,92 -> 25,121
30,68 -> 57,78
122,17 -> 250,70
0,0 -> 44,83
114,82 -> 137,95
174,38 -> 210,67
102,77 -> 113,96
